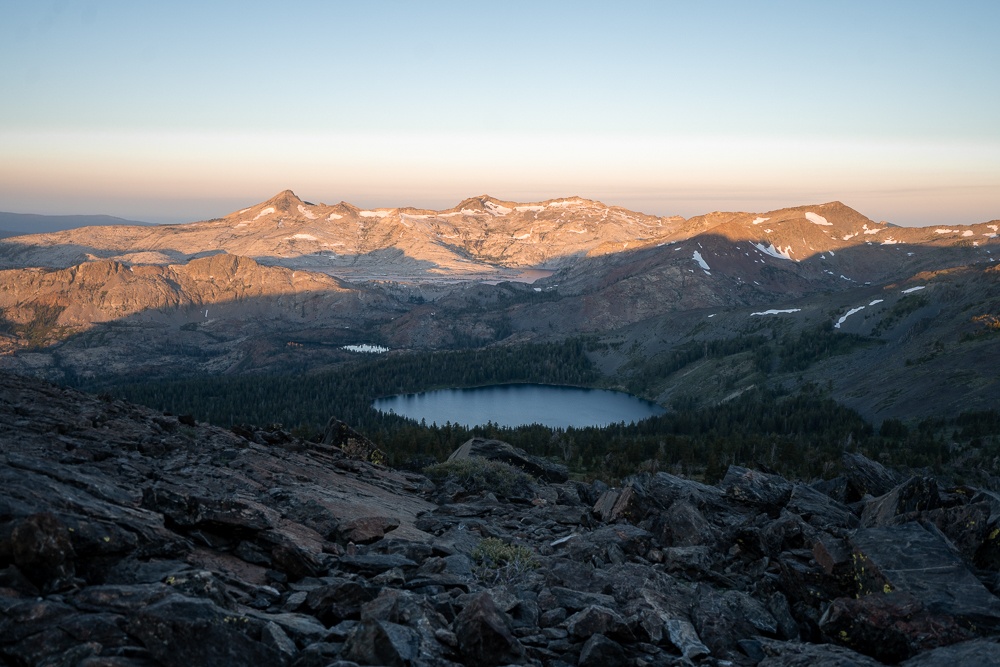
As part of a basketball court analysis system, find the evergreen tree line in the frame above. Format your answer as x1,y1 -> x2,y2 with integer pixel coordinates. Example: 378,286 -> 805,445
622,323 -> 873,398
103,338 -> 999,484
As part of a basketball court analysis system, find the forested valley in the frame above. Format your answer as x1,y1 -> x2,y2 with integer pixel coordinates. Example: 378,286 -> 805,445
94,338 -> 1000,485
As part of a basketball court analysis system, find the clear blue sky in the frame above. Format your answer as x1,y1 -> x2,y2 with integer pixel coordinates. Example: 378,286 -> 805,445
1,0 -> 998,225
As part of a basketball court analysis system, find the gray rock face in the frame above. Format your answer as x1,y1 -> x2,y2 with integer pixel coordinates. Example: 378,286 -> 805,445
447,437 -> 568,483
1,372 -> 999,666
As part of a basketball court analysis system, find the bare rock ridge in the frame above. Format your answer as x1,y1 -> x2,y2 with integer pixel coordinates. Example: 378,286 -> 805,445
2,371 -> 1000,665
1,191 -> 996,280
0,191 -> 997,423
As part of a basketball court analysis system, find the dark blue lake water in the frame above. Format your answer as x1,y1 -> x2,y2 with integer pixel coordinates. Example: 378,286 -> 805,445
372,384 -> 665,429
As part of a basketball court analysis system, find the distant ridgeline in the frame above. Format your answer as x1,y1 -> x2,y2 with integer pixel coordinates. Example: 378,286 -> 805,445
102,339 -> 1000,484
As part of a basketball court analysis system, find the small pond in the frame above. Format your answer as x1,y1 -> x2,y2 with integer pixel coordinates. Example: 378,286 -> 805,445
372,383 -> 665,429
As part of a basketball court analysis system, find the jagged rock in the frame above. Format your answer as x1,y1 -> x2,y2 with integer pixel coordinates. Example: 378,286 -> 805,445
448,437 -> 568,483
342,619 -> 425,666
664,618 -> 711,660
452,592 -> 524,666
141,483 -> 277,536
812,534 -> 852,576
578,633 -> 627,667
361,588 -> 449,637
565,604 -> 631,640
848,522 -> 1000,629
290,641 -> 343,667
785,484 -> 859,530
128,595 -> 285,667
647,499 -> 718,548
820,591 -> 975,663
922,501 -> 992,563
859,476 -> 944,527
560,524 -> 652,563
842,452 -> 903,501
305,579 -> 380,625
247,610 -> 329,645
262,620 -> 299,659
721,465 -> 794,509
692,585 -> 780,658
629,472 -> 728,511
268,538 -> 329,581
323,417 -> 381,462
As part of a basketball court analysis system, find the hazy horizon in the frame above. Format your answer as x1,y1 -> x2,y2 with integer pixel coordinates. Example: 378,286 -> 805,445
2,1 -> 998,227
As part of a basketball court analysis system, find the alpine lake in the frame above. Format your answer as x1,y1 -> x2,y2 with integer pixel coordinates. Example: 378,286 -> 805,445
372,383 -> 665,429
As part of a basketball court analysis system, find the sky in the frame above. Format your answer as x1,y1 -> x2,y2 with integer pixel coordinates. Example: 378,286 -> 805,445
1,1 -> 998,226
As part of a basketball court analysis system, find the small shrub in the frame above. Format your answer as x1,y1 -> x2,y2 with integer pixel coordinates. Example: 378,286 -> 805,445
423,458 -> 535,498
471,537 -> 538,587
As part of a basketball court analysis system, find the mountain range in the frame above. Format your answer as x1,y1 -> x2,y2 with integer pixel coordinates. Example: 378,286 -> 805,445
0,211 -> 152,238
0,190 -> 997,424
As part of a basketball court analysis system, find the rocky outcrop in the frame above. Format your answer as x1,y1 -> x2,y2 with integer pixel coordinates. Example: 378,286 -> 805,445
447,437 -> 569,483
2,371 -> 1000,665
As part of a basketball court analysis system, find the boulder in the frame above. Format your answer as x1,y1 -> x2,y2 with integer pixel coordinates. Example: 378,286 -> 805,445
847,522 -> 1000,630
820,591 -> 974,663
785,484 -> 858,530
565,604 -> 631,641
128,596 -> 284,667
448,437 -> 568,483
339,516 -> 401,545
859,476 -> 944,527
842,452 -> 903,501
721,465 -> 794,510
342,618 -> 424,666
452,592 -> 524,666
578,633 -> 627,667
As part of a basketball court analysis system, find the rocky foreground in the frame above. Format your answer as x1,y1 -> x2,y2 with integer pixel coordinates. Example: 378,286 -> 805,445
2,373 -> 1000,666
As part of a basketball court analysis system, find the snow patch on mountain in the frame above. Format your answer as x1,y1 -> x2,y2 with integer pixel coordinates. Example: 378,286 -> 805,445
515,205 -> 545,213
936,229 -> 957,234
485,201 -> 512,216
754,242 -> 794,261
752,217 -> 769,225
342,344 -> 389,354
297,205 -> 318,220
751,309 -> 801,316
805,212 -> 831,226
252,207 -> 275,221
881,238 -> 899,245
902,286 -> 926,294
692,251 -> 711,271
360,210 -> 390,218
863,225 -> 881,235
835,306 -> 865,328
287,234 -> 317,241
327,213 -> 343,221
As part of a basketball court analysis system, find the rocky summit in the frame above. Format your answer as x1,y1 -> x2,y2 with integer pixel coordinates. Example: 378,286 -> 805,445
2,371 -> 1000,666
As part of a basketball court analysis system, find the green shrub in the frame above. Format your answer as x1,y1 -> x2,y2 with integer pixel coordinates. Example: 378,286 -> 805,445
471,537 -> 538,586
424,458 -> 535,498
